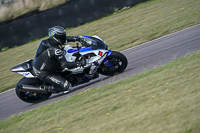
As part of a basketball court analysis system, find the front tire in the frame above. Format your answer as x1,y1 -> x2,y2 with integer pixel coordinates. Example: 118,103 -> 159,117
97,51 -> 128,76
16,77 -> 52,103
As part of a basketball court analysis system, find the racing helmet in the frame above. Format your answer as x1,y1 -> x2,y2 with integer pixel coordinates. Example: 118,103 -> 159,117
48,26 -> 66,45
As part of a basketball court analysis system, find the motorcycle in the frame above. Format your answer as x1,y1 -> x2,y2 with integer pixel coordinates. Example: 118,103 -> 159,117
10,35 -> 128,103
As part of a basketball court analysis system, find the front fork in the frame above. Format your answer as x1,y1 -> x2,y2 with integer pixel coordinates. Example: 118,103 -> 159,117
89,51 -> 112,74
103,50 -> 113,67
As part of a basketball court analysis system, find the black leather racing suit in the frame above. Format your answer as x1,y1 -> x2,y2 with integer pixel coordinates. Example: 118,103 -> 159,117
33,36 -> 80,92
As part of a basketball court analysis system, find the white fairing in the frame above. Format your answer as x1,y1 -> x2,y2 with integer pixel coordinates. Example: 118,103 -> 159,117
63,41 -> 108,74
92,35 -> 105,43
17,71 -> 35,78
11,61 -> 35,78
64,45 -> 77,62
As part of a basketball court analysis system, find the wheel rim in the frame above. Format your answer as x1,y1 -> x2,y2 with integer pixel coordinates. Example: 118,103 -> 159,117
103,57 -> 124,72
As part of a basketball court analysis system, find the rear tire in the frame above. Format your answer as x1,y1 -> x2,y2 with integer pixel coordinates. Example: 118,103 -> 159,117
97,51 -> 128,76
16,77 -> 52,103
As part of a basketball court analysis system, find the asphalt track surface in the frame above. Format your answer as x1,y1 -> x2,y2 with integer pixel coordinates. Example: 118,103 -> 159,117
1,24 -> 200,120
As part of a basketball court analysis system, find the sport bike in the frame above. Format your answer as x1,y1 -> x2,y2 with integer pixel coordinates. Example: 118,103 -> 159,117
10,35 -> 128,103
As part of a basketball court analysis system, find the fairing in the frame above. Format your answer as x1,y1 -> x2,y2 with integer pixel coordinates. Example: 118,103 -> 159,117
10,59 -> 35,78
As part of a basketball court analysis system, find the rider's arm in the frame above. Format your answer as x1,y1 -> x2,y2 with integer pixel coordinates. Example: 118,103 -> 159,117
50,48 -> 85,69
66,36 -> 80,42
51,48 -> 79,69
66,36 -> 88,47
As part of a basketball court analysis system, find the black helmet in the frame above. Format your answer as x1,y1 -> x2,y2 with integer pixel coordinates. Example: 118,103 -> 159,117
48,26 -> 66,45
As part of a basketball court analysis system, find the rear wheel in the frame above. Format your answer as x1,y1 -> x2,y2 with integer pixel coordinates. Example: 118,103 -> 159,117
16,77 -> 52,103
97,51 -> 128,76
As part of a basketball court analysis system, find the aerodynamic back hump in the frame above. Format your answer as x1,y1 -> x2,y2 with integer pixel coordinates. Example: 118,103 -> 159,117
10,59 -> 32,72
10,59 -> 35,78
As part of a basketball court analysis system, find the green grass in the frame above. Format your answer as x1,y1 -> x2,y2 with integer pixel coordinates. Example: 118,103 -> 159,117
0,0 -> 200,92
0,49 -> 200,133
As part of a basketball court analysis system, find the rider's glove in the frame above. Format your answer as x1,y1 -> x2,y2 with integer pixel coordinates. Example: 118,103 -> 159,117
76,36 -> 88,46
81,41 -> 88,47
76,36 -> 83,42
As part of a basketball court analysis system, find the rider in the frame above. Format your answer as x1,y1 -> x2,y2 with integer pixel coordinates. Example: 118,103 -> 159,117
32,26 -> 86,93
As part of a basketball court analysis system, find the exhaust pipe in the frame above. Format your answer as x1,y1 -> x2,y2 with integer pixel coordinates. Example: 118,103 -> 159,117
18,84 -> 47,93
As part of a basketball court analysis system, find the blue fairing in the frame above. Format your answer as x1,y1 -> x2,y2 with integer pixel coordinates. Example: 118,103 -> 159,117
77,35 -> 91,39
68,47 -> 110,54
107,50 -> 112,56
68,47 -> 94,53
80,47 -> 93,52
103,50 -> 112,63
67,48 -> 78,53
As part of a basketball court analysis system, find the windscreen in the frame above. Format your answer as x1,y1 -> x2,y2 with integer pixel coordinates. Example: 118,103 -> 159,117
79,36 -> 108,50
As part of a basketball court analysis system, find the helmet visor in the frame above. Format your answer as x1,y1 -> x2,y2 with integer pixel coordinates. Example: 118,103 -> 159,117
54,34 -> 66,45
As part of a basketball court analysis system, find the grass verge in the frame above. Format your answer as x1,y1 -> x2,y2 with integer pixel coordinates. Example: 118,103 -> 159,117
0,48 -> 200,133
0,0 -> 200,92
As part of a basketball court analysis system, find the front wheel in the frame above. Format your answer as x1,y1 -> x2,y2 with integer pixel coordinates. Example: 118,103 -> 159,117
16,77 -> 52,103
97,51 -> 128,76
